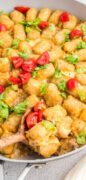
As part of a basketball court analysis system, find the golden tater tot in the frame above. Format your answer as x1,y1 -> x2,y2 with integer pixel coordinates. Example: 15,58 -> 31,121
14,24 -> 26,41
10,10 -> 25,24
26,8 -> 38,21
38,8 -> 51,21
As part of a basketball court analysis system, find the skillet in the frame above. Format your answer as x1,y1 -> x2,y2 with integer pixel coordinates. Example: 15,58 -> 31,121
0,0 -> 86,179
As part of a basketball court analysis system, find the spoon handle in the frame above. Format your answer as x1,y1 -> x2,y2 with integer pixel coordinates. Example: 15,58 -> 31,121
0,133 -> 25,149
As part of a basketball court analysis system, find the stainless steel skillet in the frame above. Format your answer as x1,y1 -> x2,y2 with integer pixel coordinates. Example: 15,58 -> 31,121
0,0 -> 86,179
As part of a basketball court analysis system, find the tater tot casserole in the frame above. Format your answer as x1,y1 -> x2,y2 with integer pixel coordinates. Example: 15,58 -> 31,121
0,6 -> 86,159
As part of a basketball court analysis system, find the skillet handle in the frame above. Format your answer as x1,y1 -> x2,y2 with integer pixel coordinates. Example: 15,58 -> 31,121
17,163 -> 45,180
0,160 -> 4,180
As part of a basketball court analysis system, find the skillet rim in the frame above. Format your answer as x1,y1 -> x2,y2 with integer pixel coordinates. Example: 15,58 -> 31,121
0,144 -> 86,163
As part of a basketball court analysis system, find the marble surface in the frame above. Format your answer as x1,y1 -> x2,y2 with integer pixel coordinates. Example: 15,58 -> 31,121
3,149 -> 86,180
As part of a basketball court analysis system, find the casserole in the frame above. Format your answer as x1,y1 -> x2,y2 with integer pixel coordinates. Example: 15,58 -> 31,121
0,0 -> 86,180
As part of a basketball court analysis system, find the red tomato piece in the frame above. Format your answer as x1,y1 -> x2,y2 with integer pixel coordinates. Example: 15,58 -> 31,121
59,11 -> 69,22
70,29 -> 83,39
0,23 -> 7,32
26,112 -> 38,129
39,21 -> 49,29
9,76 -> 21,85
34,100 -> 46,112
22,59 -> 36,73
37,52 -> 50,65
0,85 -> 4,94
12,56 -> 24,69
20,72 -> 31,85
37,110 -> 43,122
66,78 -> 77,90
15,6 -> 30,13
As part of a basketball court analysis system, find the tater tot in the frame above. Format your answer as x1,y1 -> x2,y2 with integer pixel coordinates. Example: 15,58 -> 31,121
2,48 -> 19,60
10,10 -> 25,24
26,95 -> 39,108
2,113 -> 21,133
75,49 -> 86,61
38,8 -> 51,21
4,88 -> 26,107
33,39 -> 52,54
37,63 -> 55,80
26,122 -> 60,157
41,25 -> 57,39
80,109 -> 86,122
63,96 -> 85,117
0,14 -> 14,30
11,69 -> 20,78
63,38 -> 81,53
72,118 -> 86,136
27,28 -> 40,40
48,47 -> 65,62
44,83 -> 63,106
0,72 -> 10,86
0,58 -> 11,72
49,10 -> 62,25
57,116 -> 73,138
14,24 -> 26,41
0,127 -> 3,137
63,15 -> 78,30
1,132 -> 15,155
76,62 -> 86,72
0,32 -> 12,48
18,41 -> 32,54
57,59 -> 75,72
54,29 -> 70,45
43,105 -> 67,123
28,38 -> 41,48
26,8 -> 38,21
23,79 -> 42,96
76,73 -> 86,85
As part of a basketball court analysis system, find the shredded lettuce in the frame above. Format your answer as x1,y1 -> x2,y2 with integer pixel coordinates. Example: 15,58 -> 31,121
77,130 -> 86,145
77,41 -> 86,49
42,120 -> 56,131
18,51 -> 29,60
20,18 -> 41,31
53,65 -> 62,79
0,101 -> 9,120
81,24 -> 86,36
64,32 -> 70,42
32,64 -> 48,78
13,100 -> 28,115
40,83 -> 48,96
58,80 -> 67,91
66,54 -> 79,65
12,39 -> 21,49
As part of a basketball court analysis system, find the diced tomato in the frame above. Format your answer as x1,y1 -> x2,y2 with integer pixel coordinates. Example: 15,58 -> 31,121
0,85 -> 4,94
66,78 -> 77,90
26,112 -> 38,129
34,100 -> 46,112
37,52 -> 50,65
70,29 -> 83,39
15,6 -> 30,13
22,59 -> 36,73
12,56 -> 24,69
59,11 -> 69,22
39,21 -> 49,29
9,76 -> 21,85
20,72 -> 31,85
37,110 -> 43,122
0,23 -> 7,32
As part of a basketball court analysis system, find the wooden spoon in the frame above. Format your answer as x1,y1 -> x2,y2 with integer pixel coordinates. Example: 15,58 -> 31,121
0,108 -> 31,150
